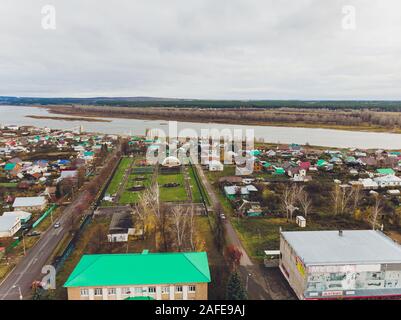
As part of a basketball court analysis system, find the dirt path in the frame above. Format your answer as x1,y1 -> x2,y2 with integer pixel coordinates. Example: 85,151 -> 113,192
114,158 -> 134,203
193,163 -> 272,300
182,166 -> 193,203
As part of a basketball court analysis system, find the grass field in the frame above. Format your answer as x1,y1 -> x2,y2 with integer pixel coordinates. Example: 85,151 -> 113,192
188,166 -> 202,203
232,215 -> 370,261
105,157 -> 133,195
119,173 -> 152,205
0,182 -> 18,188
157,173 -> 188,202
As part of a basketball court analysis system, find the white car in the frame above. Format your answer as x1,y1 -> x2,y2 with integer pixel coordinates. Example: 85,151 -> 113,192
54,222 -> 61,229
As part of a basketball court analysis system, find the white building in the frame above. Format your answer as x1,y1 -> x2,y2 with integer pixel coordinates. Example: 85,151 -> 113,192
280,230 -> 401,300
13,196 -> 48,212
208,160 -> 224,171
0,216 -> 21,238
2,211 -> 32,224
374,175 -> 401,188
359,178 -> 379,190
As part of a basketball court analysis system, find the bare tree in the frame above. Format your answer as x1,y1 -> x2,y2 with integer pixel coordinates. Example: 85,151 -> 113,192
141,176 -> 170,251
282,184 -> 301,221
351,184 -> 363,212
188,205 -> 196,251
171,206 -> 189,251
370,194 -> 383,230
132,194 -> 151,240
297,187 -> 312,218
331,184 -> 352,215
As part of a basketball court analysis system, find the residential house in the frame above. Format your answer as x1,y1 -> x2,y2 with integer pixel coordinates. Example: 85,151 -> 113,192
374,175 -> 401,188
108,211 -> 134,243
12,196 -> 48,212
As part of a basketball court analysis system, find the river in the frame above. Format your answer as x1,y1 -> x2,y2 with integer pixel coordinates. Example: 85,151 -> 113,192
0,105 -> 400,149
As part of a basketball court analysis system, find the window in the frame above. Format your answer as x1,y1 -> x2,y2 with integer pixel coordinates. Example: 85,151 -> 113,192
108,288 -> 116,295
122,287 -> 131,295
94,288 -> 103,296
175,286 -> 183,293
148,287 -> 156,294
80,289 -> 89,297
188,285 -> 196,293
134,287 -> 142,294
161,287 -> 170,294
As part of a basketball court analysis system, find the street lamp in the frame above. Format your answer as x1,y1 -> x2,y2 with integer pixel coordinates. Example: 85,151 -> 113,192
245,273 -> 252,291
12,285 -> 23,300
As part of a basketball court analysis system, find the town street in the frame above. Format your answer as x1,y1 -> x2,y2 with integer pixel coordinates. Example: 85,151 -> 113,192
0,193 -> 88,300
194,163 -> 272,300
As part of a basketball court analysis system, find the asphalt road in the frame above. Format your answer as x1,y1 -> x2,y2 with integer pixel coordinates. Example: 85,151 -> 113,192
194,164 -> 272,300
0,195 -> 83,300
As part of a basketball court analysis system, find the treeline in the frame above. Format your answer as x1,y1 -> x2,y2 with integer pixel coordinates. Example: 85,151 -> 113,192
2,96 -> 401,111
58,105 -> 401,128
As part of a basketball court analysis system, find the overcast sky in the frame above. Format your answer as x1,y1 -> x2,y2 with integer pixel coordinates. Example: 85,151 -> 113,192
1,0 -> 401,99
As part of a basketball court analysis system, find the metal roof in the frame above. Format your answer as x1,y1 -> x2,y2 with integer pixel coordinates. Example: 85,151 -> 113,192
64,252 -> 211,287
0,215 -> 20,230
281,230 -> 401,266
13,196 -> 46,207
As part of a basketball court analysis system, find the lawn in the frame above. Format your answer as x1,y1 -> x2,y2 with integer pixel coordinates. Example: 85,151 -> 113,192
119,173 -> 152,205
0,182 -> 18,188
157,173 -> 188,202
232,215 -> 370,261
188,166 -> 202,203
105,157 -> 133,195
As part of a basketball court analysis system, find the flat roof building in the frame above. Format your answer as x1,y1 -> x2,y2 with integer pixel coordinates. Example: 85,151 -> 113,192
279,230 -> 401,300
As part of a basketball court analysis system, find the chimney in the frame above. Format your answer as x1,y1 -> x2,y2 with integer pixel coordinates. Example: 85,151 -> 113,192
339,230 -> 343,237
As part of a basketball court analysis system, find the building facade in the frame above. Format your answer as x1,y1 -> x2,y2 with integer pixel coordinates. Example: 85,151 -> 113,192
64,251 -> 211,300
280,230 -> 401,300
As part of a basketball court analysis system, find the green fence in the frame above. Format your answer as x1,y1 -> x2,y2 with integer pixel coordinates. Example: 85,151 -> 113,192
32,204 -> 58,229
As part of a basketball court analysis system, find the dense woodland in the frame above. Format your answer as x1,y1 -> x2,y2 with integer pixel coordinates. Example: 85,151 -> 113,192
54,105 -> 401,129
2,96 -> 401,111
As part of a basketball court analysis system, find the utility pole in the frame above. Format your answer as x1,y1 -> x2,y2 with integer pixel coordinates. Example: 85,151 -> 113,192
22,233 -> 26,256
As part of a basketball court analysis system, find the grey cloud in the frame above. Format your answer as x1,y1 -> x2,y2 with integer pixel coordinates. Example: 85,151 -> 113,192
0,0 -> 400,99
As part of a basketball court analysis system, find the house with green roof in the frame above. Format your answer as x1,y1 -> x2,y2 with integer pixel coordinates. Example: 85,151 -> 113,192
376,168 -> 395,176
64,251 -> 211,300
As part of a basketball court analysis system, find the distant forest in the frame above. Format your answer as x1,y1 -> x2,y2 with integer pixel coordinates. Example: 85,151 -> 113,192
1,96 -> 401,111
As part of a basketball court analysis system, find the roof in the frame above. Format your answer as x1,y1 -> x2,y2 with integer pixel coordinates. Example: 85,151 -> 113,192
13,196 -> 47,208
64,252 -> 211,288
2,211 -> 32,221
0,215 -> 20,230
377,168 -> 396,175
281,230 -> 401,266
109,211 -> 133,234
4,163 -> 16,171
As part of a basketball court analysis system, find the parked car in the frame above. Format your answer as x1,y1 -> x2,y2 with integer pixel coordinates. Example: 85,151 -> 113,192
54,222 -> 61,229
27,231 -> 41,237
220,214 -> 226,220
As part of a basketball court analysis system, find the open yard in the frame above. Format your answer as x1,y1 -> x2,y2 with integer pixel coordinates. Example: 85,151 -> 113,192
105,157 -> 133,196
119,172 -> 152,205
157,173 -> 188,202
232,214 -> 370,261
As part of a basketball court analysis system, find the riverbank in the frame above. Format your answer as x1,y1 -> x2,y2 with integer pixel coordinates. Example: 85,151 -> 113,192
26,115 -> 111,123
42,105 -> 401,134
